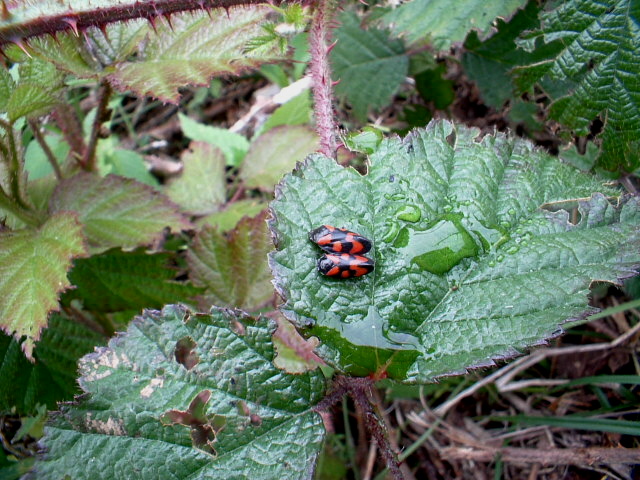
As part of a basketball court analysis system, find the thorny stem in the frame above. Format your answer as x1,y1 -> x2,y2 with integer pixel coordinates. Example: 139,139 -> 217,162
83,81 -> 112,172
309,0 -> 338,159
315,376 -> 404,480
0,0 -> 288,46
28,119 -> 63,180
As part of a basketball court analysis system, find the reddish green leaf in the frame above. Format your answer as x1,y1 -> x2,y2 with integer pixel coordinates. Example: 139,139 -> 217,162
49,173 -> 191,252
187,211 -> 274,311
0,213 -> 87,359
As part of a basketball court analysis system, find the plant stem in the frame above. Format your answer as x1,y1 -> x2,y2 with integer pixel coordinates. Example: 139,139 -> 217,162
53,103 -> 88,165
0,118 -> 32,211
309,0 -> 338,159
28,119 -> 63,180
83,81 -> 112,172
348,378 -> 404,480
0,186 -> 40,226
0,0 -> 287,46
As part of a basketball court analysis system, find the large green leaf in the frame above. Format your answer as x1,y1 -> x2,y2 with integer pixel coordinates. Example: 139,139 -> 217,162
240,125 -> 319,191
269,120 -> 640,382
380,0 -> 527,50
35,305 -> 326,479
166,141 -> 227,215
461,1 -> 542,109
0,314 -> 104,414
187,211 -> 274,312
514,0 -> 640,171
64,249 -> 201,312
48,173 -> 191,252
108,8 -> 283,103
0,213 -> 87,359
331,11 -> 408,122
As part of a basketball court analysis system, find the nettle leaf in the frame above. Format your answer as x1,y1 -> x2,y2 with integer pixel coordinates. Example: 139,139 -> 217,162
0,213 -> 87,359
514,0 -> 640,171
64,249 -> 201,312
380,0 -> 527,50
461,1 -> 542,109
0,314 -> 104,414
35,305 -> 326,479
49,173 -> 192,252
331,12 -> 408,122
187,211 -> 274,312
269,120 -> 640,382
240,125 -> 320,192
108,8 -> 283,103
166,141 -> 227,215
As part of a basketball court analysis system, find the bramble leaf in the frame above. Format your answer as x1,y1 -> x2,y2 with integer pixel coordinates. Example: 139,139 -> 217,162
64,249 -> 201,312
49,173 -> 191,253
240,125 -> 319,191
0,314 -> 104,413
514,0 -> 640,171
269,120 -> 640,382
35,305 -> 326,479
331,12 -> 408,122
380,0 -> 527,50
0,213 -> 87,359
166,142 -> 227,215
187,211 -> 274,312
108,8 -> 284,103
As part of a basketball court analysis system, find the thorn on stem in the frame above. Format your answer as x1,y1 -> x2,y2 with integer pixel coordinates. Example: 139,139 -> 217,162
63,18 -> 80,37
163,13 -> 174,31
147,16 -> 159,34
14,40 -> 32,58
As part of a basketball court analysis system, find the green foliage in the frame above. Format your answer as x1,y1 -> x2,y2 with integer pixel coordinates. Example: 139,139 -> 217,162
187,211 -> 274,312
179,113 -> 249,167
331,11 -> 408,122
199,200 -> 269,232
240,125 -> 319,191
462,0 -> 542,109
64,249 -> 201,312
0,59 -> 65,122
0,213 -> 87,359
270,120 -> 640,382
261,91 -> 313,133
49,173 -> 191,253
514,0 -> 640,171
35,305 -> 326,480
380,0 -> 527,50
109,9 -> 283,103
166,142 -> 227,215
0,315 -> 104,413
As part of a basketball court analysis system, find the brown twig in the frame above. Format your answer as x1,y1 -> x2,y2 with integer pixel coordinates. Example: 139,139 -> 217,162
440,446 -> 640,466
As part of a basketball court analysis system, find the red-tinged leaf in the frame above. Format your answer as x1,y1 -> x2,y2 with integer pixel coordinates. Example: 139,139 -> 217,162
108,8 -> 284,103
0,213 -> 87,359
49,173 -> 191,252
187,210 -> 274,311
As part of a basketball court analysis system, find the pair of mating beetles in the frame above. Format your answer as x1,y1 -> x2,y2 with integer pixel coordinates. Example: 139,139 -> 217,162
309,225 -> 374,278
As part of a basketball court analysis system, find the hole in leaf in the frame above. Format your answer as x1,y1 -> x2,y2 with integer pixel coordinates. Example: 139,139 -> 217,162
161,390 -> 226,455
175,336 -> 199,370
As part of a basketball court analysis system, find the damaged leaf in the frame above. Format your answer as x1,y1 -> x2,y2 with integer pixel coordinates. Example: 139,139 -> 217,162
35,305 -> 326,479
